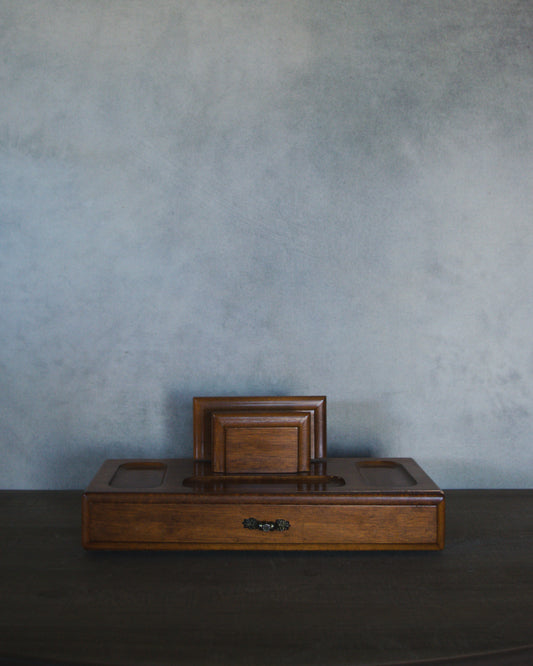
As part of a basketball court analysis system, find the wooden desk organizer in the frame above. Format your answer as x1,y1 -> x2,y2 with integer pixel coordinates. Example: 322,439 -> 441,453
83,396 -> 445,550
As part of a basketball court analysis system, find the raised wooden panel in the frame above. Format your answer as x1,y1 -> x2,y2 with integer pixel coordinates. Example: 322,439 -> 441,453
84,499 -> 442,550
193,396 -> 326,461
211,410 -> 311,473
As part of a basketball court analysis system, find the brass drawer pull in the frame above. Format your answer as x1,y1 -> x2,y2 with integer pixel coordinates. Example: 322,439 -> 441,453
242,517 -> 290,532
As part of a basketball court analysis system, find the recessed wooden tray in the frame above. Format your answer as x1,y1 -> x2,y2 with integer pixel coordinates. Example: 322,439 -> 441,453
109,462 -> 167,488
356,460 -> 417,487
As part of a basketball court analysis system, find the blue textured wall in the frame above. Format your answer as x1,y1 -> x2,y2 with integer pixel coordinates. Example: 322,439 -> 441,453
1,1 -> 532,488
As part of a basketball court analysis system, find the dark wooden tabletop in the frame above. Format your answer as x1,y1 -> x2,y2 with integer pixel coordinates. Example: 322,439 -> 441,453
1,490 -> 532,666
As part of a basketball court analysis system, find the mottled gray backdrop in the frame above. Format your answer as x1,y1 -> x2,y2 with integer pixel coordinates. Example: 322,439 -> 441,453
1,1 -> 532,488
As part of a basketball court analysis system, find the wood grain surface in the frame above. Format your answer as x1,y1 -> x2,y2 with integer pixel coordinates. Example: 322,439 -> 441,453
211,410 -> 311,473
81,458 -> 445,550
193,396 -> 326,461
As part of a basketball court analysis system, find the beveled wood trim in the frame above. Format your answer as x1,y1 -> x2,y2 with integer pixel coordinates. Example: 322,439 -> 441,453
83,489 -> 445,505
436,495 -> 446,549
211,410 -> 311,473
83,541 -> 445,551
193,396 -> 326,461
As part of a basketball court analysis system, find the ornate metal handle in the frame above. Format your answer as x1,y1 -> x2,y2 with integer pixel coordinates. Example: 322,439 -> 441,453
243,517 -> 290,532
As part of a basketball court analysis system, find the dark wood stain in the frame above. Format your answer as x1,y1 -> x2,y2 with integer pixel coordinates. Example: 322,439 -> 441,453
81,457 -> 445,551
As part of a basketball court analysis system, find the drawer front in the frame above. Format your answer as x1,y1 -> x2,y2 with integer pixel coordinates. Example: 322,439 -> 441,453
85,501 -> 440,548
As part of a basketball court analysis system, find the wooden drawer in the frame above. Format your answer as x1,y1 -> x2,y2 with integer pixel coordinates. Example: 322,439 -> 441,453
84,500 -> 442,550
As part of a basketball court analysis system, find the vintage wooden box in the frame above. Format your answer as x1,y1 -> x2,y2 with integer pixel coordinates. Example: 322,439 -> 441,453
82,397 -> 445,550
